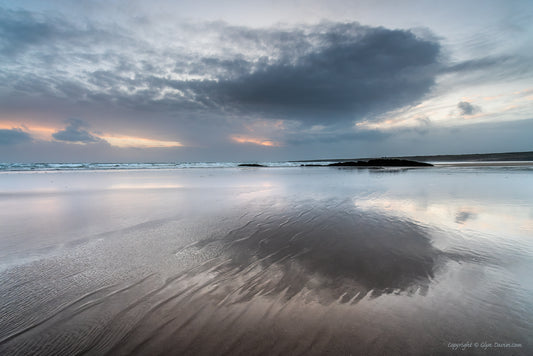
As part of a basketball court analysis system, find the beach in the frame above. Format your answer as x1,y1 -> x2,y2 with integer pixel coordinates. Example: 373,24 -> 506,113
1,165 -> 532,355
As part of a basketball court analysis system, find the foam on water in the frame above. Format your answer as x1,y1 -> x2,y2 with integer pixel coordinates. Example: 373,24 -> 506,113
0,161 -> 341,171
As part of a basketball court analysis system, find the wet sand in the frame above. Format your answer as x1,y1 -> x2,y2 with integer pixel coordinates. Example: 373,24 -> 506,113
0,166 -> 532,355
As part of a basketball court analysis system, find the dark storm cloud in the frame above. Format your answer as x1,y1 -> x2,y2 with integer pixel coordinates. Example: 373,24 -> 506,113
457,101 -> 480,116
171,23 -> 442,125
0,129 -> 32,145
0,8 -> 442,127
52,118 -> 102,143
207,24 -> 441,125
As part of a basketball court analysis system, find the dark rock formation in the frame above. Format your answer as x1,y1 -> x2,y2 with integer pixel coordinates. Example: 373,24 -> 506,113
328,159 -> 433,167
238,163 -> 265,167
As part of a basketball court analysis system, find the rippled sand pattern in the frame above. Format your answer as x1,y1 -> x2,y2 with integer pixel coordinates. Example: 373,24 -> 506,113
1,167 -> 532,355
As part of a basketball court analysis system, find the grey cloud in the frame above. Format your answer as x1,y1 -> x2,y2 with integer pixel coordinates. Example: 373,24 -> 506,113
0,8 -> 56,56
444,56 -> 511,73
187,23 -> 441,125
0,7 -> 113,57
441,54 -> 533,87
52,118 -> 102,143
0,128 -> 32,145
6,5 -> 141,50
457,101 -> 481,116
0,10 -> 441,128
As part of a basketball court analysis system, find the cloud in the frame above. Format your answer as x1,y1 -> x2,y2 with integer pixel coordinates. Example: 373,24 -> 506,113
3,5 -> 531,162
52,118 -> 102,143
0,9 -> 442,128
231,136 -> 281,147
455,211 -> 477,224
0,8 -> 57,56
204,23 -> 441,125
457,101 -> 481,116
444,56 -> 511,74
0,128 -> 32,145
0,7 -> 129,57
439,54 -> 533,92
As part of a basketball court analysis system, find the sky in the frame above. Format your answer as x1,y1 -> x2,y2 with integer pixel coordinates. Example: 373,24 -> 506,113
0,0 -> 532,162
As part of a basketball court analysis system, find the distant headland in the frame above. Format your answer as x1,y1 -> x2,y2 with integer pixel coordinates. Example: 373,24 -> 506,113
295,151 -> 533,164
326,159 -> 432,167
238,163 -> 266,167
236,151 -> 533,169
298,158 -> 432,167
240,159 -> 433,168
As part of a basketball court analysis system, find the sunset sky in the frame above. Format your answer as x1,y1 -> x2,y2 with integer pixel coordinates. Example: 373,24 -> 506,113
1,0 -> 532,162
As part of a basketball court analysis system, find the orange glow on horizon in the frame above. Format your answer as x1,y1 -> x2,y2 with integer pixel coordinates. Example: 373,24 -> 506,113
231,135 -> 281,147
0,121 -> 56,141
99,135 -> 183,148
0,120 -> 183,148
0,123 -> 55,132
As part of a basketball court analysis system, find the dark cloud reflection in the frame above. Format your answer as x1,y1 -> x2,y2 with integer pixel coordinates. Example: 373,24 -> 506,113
455,210 -> 477,224
179,200 -> 443,304
457,101 -> 481,116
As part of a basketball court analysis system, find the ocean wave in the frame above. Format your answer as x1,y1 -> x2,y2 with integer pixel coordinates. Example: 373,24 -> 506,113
0,162 -> 325,172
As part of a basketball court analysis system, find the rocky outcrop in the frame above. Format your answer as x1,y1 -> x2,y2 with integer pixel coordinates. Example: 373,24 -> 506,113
328,159 -> 433,167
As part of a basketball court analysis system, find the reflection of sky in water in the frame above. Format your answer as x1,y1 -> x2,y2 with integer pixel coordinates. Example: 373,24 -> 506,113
354,195 -> 533,241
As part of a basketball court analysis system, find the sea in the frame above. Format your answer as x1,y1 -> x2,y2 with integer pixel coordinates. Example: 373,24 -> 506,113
0,161 -> 532,355
0,161 -> 328,171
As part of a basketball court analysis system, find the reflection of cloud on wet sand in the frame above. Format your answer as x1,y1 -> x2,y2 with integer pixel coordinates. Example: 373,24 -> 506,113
455,210 -> 478,224
355,196 -> 532,240
95,200 -> 448,354
177,199 -> 444,304
2,198 -> 529,355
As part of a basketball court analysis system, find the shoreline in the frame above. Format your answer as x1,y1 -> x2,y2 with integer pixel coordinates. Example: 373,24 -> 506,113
0,161 -> 532,174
